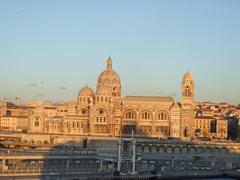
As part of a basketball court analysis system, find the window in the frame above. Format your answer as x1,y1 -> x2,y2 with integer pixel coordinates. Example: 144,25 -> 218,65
184,87 -> 192,97
157,112 -> 168,120
124,110 -> 136,119
6,110 -> 11,116
141,111 -> 151,120
96,109 -> 107,123
184,128 -> 189,137
82,109 -> 86,114
122,125 -> 136,134
35,120 -> 39,127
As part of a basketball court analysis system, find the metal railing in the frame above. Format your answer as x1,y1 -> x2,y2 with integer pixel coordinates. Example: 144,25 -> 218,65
0,149 -> 96,157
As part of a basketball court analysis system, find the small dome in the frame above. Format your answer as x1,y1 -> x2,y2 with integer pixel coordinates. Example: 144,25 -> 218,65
78,86 -> 94,97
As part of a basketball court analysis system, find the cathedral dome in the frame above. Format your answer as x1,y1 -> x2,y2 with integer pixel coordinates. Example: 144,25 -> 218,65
78,85 -> 94,97
96,87 -> 112,95
96,57 -> 121,97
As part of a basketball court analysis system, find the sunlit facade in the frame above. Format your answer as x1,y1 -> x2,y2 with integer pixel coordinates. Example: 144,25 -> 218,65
23,57 -> 195,140
0,57 -> 228,141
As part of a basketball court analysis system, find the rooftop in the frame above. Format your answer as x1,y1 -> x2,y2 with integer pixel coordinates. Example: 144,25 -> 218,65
123,96 -> 174,103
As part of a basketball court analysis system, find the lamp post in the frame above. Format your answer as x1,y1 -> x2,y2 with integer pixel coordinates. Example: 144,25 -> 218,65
117,137 -> 122,172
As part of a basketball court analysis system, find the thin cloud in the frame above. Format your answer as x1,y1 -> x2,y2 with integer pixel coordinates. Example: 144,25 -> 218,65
27,81 -> 45,87
57,86 -> 67,90
28,83 -> 38,87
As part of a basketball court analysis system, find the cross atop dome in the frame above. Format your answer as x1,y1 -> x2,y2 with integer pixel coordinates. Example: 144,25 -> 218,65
107,56 -> 112,69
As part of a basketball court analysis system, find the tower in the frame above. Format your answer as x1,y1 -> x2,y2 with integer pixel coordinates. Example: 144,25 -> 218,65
180,71 -> 195,140
93,57 -> 122,137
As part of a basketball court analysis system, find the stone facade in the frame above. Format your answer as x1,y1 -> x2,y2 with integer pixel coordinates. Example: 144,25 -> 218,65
193,115 -> 228,139
0,57 -> 229,141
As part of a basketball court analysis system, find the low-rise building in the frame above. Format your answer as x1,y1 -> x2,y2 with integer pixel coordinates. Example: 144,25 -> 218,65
0,116 -> 28,131
216,118 -> 228,139
193,115 -> 228,139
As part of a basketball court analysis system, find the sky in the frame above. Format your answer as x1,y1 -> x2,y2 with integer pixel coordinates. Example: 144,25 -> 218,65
0,0 -> 240,105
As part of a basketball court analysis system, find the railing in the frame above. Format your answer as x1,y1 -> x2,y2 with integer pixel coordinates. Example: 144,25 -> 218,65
0,167 -> 100,175
0,149 -> 96,157
137,139 -> 240,147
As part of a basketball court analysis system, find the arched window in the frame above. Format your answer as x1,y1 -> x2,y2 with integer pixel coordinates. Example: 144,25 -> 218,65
184,128 -> 188,137
124,110 -> 136,119
141,111 -> 151,120
6,110 -> 11,116
95,109 -> 108,123
184,86 -> 192,97
157,111 -> 169,120
72,122 -> 75,128
35,120 -> 39,127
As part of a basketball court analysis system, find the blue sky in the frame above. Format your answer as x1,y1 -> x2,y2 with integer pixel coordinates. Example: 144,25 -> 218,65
0,0 -> 240,105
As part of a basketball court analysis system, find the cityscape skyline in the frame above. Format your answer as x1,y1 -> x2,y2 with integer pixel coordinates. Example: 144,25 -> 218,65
0,1 -> 240,105
0,2 -> 240,179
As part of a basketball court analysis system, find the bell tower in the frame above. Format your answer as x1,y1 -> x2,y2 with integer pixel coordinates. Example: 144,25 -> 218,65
181,71 -> 195,141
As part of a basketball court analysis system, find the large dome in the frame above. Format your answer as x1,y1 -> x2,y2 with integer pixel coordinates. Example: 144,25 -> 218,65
95,87 -> 112,96
78,85 -> 94,97
96,57 -> 121,97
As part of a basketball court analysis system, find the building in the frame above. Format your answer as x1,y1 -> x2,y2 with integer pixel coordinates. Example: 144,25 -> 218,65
0,116 -> 28,131
0,57 -> 230,141
193,115 -> 228,139
216,117 -> 228,139
24,57 -> 196,140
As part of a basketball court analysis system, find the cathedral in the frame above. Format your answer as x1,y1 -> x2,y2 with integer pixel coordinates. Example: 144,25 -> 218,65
27,57 -> 195,140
